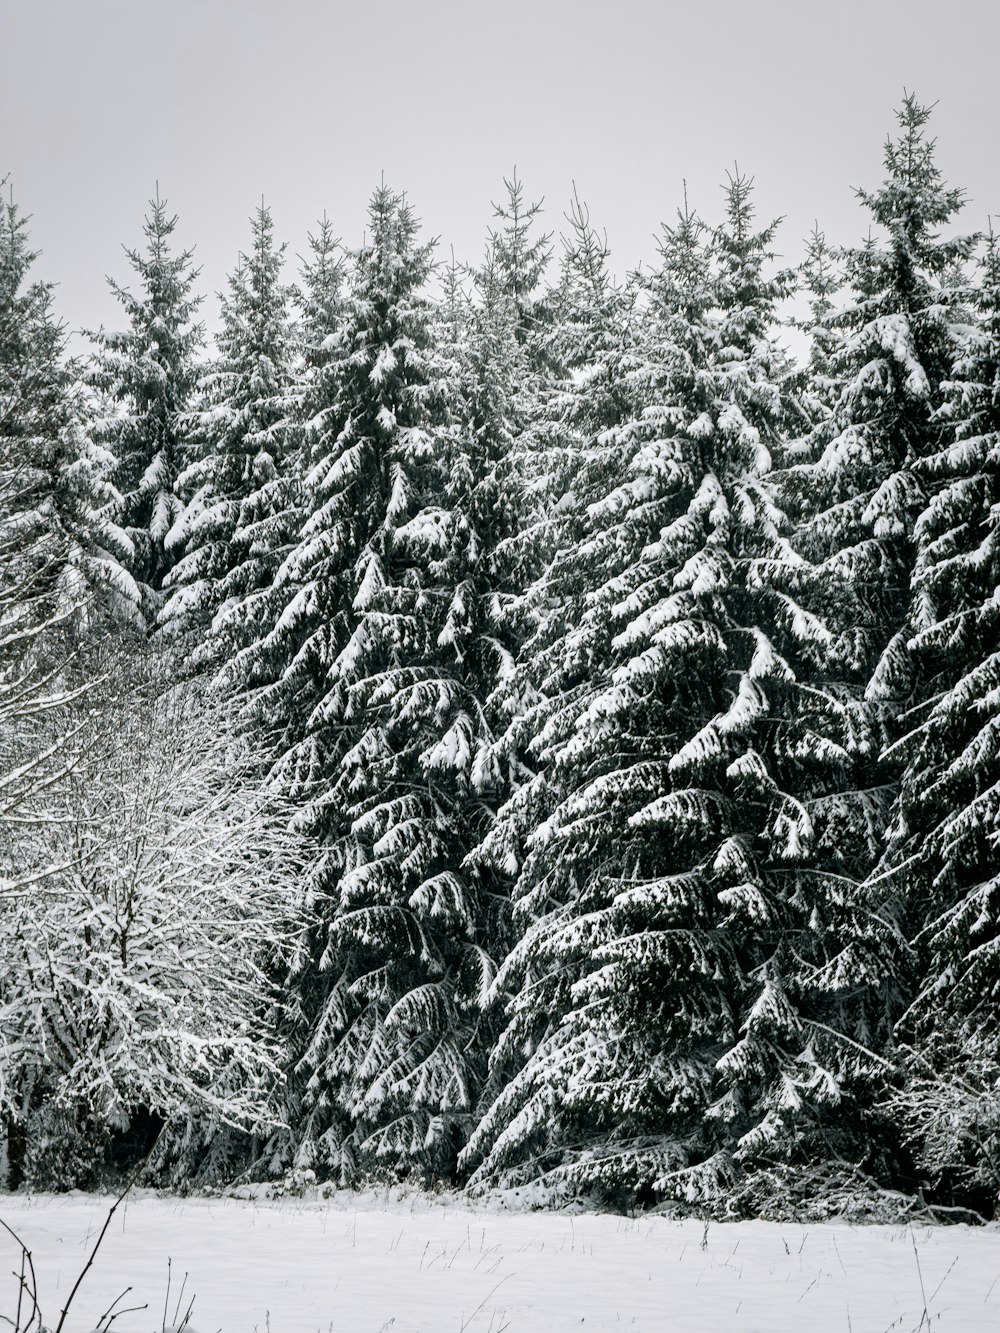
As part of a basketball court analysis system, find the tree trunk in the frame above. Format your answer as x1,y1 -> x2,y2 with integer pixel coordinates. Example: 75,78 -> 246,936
5,1113 -> 27,1191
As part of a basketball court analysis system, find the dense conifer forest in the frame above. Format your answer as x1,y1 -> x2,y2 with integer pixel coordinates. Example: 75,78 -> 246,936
2,96 -> 998,1221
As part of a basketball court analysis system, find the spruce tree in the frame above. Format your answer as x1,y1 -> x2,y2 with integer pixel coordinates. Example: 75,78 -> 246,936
488,171 -> 553,358
782,97 -> 978,1191
464,178 -> 864,1211
539,190 -> 641,532
461,195 -> 654,1194
1,185 -> 130,627
298,214 -> 345,353
89,191 -> 204,621
792,224 -> 844,430
241,186 -> 507,1182
223,215 -> 345,724
161,202 -> 298,669
880,229 -> 1000,1211
792,95 -> 973,699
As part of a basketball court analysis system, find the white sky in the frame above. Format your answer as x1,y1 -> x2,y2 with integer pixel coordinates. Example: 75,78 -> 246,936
2,0 -> 997,342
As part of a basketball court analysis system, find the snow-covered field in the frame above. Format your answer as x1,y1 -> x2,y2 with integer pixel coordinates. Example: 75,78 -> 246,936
1,1190 -> 997,1333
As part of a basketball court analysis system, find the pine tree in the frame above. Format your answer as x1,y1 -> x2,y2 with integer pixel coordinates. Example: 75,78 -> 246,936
463,177 -> 865,1211
487,171 -> 553,358
0,183 -> 85,876
161,202 -> 298,669
223,214 -> 344,706
460,195 -> 656,1196
539,190 -> 641,526
780,97 -> 979,1195
879,229 -> 1000,1211
239,185 -> 507,1182
792,224 -> 844,430
1,184 -> 131,629
298,214 -> 344,356
89,191 -> 204,621
461,192 -> 644,933
791,95 -> 974,700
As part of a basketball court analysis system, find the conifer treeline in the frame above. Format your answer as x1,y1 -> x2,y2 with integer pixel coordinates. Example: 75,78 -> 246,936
2,96 -> 998,1219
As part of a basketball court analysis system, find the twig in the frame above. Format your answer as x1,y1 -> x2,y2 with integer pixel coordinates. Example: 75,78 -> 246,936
928,1255 -> 957,1306
15,1244 -> 27,1333
172,1271 -> 190,1327
177,1294 -> 197,1332
96,1285 -> 135,1327
0,1218 -> 40,1333
459,1275 -> 511,1333
909,1228 -> 930,1332
103,1302 -> 149,1329
163,1258 -> 173,1333
832,1233 -> 847,1276
54,1170 -> 140,1333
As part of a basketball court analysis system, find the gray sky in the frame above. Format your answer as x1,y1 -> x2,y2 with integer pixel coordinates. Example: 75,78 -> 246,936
3,0 -> 997,343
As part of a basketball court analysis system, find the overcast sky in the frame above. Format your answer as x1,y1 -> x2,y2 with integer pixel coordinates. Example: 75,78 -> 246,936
3,0 -> 997,343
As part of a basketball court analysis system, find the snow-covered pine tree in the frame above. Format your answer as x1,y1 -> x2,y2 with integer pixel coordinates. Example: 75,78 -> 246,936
0,183 -> 133,631
240,185 -> 507,1183
538,189 -> 641,534
197,221 -> 347,1181
472,174 -> 565,537
879,227 -> 1000,1213
458,194 -> 649,1190
780,97 -> 979,1185
297,214 -> 344,356
463,175 -> 865,1213
424,242 -> 541,1118
89,191 -> 204,621
1,184 -> 83,900
487,171 -> 553,359
696,176 -> 880,1211
465,190 -> 639,821
430,248 -> 524,779
160,202 -> 299,670
460,189 -> 644,938
224,215 -> 344,741
791,224 -> 844,431
0,181 -> 133,792
791,95 -> 974,707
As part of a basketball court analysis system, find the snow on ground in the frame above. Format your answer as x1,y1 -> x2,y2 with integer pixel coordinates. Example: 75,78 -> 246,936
1,1189 -> 998,1333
